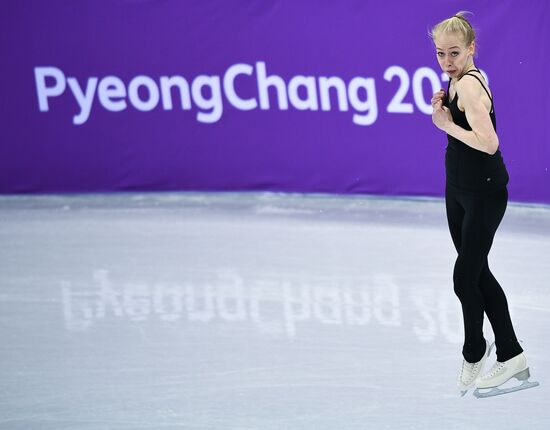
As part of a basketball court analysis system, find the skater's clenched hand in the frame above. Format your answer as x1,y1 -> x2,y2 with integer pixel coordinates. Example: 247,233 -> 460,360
431,88 -> 446,108
432,99 -> 453,132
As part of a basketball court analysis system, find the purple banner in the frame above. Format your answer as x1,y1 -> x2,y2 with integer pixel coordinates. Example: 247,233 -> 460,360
1,1 -> 549,203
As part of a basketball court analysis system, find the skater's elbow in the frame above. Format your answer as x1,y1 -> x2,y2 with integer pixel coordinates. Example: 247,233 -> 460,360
485,135 -> 499,155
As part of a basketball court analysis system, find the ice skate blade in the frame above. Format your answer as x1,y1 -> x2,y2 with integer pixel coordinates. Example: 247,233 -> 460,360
473,380 -> 540,398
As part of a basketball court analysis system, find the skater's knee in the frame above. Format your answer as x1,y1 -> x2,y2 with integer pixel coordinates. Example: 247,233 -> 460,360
452,266 -> 467,297
453,280 -> 468,300
453,257 -> 483,299
452,273 -> 477,300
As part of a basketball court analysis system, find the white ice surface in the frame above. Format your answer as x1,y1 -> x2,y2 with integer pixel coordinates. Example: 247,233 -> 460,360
1,192 -> 549,429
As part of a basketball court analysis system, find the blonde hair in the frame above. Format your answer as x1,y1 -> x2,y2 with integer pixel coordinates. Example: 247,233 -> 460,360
429,11 -> 476,46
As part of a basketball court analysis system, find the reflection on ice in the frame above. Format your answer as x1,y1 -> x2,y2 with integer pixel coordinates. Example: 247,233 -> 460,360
61,268 -> 465,343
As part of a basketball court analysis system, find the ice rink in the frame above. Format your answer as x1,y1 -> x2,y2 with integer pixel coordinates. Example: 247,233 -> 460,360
1,192 -> 549,429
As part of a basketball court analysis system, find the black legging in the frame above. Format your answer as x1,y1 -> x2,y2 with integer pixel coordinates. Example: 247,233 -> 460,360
445,183 -> 523,363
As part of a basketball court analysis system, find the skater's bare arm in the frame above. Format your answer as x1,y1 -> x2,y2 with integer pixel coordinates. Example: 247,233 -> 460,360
438,78 -> 499,155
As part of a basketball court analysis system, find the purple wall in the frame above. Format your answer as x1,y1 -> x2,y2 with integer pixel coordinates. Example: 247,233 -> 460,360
1,1 -> 549,203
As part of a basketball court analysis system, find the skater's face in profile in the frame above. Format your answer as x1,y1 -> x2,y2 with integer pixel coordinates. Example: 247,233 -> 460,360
434,31 -> 475,79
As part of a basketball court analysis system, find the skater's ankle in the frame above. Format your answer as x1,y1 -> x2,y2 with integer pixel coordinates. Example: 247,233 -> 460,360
497,349 -> 524,363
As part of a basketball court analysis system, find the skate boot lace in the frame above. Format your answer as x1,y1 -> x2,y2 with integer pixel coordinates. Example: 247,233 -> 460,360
460,360 -> 482,384
483,361 -> 506,379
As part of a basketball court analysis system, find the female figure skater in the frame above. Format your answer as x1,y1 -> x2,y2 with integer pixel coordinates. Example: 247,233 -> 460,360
429,12 -> 537,397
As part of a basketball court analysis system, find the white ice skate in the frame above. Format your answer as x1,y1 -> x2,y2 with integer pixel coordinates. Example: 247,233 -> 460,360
458,340 -> 494,397
473,353 -> 540,398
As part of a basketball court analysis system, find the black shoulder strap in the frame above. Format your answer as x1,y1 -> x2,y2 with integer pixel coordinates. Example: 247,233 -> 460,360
460,69 -> 494,112
462,73 -> 493,102
460,70 -> 494,113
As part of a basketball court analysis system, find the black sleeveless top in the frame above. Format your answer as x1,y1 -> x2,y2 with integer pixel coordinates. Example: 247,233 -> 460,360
444,68 -> 509,192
